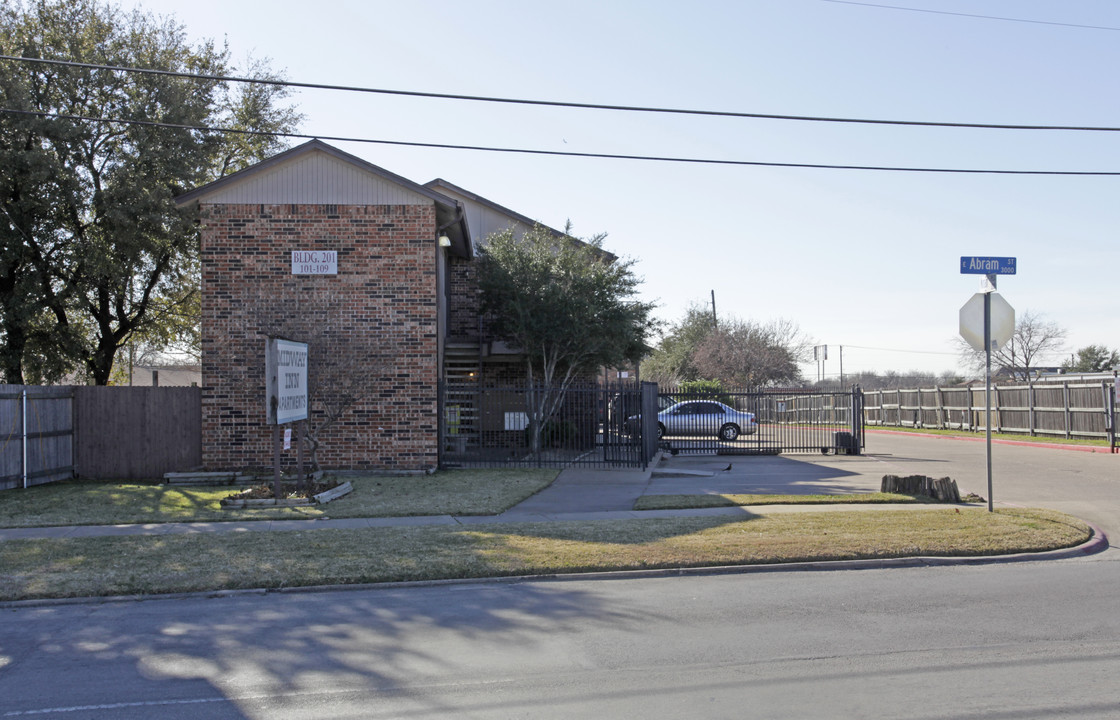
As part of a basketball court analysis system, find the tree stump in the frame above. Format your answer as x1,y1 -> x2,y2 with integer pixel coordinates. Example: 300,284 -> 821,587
881,474 -> 960,502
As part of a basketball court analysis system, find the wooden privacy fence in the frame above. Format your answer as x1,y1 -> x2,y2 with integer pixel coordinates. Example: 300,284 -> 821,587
74,386 -> 201,480
0,385 -> 201,489
0,385 -> 75,490
864,381 -> 1117,443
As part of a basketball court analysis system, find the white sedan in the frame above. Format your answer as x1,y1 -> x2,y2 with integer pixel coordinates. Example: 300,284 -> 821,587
639,400 -> 758,441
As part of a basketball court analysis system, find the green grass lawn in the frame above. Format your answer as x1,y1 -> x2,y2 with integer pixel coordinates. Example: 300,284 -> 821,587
0,508 -> 1090,601
634,492 -> 924,511
0,466 -> 1097,602
0,468 -> 559,528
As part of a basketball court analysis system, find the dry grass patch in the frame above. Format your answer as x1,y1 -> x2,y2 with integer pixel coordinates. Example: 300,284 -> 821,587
322,469 -> 559,518
0,468 -> 559,528
0,481 -> 323,527
0,508 -> 1089,601
634,492 -> 922,511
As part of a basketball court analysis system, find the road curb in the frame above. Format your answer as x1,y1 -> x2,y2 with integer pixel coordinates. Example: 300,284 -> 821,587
1,521 -> 1106,609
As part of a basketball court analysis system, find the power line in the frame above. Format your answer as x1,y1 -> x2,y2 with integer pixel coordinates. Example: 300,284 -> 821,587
4,107 -> 1120,176
3,54 -> 1120,133
842,345 -> 959,356
819,0 -> 1120,32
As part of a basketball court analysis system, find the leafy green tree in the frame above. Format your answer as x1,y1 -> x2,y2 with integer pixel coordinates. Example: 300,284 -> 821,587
1061,345 -> 1120,373
674,378 -> 736,405
477,224 -> 656,452
0,0 -> 300,384
677,379 -> 724,396
644,303 -> 811,388
640,303 -> 716,384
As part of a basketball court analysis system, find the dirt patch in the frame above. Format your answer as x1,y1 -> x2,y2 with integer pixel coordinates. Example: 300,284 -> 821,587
226,480 -> 339,501
220,480 -> 353,508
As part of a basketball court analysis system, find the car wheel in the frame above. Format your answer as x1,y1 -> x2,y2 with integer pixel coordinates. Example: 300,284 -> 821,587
657,423 -> 666,439
719,424 -> 739,442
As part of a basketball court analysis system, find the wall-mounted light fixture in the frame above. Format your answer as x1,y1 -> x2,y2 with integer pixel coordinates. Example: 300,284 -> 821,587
438,234 -> 452,247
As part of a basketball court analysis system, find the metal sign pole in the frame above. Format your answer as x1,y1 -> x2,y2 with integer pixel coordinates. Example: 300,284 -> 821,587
984,291 -> 993,513
960,258 -> 1016,512
273,425 -> 282,500
297,419 -> 306,493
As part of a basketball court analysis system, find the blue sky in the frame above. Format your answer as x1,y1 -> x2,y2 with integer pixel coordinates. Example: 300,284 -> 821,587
131,0 -> 1120,379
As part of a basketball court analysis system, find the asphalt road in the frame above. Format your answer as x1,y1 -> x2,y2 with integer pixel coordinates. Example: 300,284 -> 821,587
1,433 -> 1117,719
3,557 -> 1119,719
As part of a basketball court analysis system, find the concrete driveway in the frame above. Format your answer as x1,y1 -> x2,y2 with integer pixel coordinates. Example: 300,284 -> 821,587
503,430 -> 1118,533
650,452 -> 883,496
648,431 -> 1120,535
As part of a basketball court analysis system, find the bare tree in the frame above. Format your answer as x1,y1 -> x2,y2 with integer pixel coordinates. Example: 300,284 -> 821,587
683,316 -> 811,388
251,286 -> 394,473
956,309 -> 1067,378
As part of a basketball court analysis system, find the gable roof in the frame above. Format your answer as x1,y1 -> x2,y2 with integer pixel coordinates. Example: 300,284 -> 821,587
175,140 -> 472,257
424,178 -> 615,261
424,178 -> 567,238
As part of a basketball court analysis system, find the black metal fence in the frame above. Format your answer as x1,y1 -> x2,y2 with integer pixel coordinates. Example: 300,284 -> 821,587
439,381 -> 658,469
438,382 -> 861,468
654,386 -> 864,456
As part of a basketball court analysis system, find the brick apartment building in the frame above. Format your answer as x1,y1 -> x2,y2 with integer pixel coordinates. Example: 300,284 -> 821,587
176,140 -> 561,471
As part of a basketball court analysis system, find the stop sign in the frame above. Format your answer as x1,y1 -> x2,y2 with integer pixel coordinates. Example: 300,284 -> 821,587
959,292 -> 1015,352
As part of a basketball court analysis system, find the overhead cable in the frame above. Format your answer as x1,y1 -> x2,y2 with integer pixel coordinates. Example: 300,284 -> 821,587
842,345 -> 959,356
819,0 -> 1120,32
3,107 -> 1118,176
2,54 -> 1120,133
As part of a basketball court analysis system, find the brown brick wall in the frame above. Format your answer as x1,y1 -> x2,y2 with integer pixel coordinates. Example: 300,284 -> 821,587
200,203 -> 439,471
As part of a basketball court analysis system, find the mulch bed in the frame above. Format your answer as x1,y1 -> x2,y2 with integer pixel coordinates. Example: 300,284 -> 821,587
226,479 -> 340,501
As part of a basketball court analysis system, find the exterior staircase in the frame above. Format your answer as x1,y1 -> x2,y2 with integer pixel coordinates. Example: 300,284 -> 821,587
443,343 -> 482,453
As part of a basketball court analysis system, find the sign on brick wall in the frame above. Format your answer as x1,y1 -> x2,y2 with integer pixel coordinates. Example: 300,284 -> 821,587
291,250 -> 337,275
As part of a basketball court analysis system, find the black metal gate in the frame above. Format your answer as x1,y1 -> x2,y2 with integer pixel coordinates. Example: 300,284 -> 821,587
653,386 -> 864,456
439,381 -> 659,469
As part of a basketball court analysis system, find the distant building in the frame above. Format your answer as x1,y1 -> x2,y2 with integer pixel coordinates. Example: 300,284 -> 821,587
995,367 -> 1063,381
128,365 -> 201,387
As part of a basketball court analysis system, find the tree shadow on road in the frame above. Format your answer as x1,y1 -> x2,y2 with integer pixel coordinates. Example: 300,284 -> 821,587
5,580 -> 661,717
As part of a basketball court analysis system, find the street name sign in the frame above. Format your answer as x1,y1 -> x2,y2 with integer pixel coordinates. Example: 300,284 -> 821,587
961,256 -> 1016,275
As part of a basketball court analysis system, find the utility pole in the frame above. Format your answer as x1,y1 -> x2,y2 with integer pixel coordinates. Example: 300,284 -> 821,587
710,289 -> 717,329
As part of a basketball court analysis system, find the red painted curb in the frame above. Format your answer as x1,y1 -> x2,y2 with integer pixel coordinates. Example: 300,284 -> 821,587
865,428 -> 1117,454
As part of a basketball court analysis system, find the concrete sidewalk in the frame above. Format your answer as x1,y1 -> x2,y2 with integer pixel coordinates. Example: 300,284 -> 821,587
0,452 -> 969,542
0,462 -> 664,541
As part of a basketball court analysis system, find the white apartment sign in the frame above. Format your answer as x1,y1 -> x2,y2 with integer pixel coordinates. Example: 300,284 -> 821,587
291,250 -> 338,275
266,338 -> 309,424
